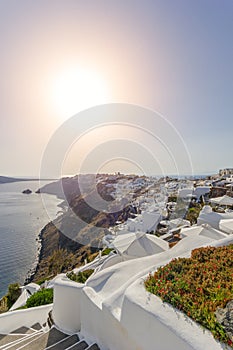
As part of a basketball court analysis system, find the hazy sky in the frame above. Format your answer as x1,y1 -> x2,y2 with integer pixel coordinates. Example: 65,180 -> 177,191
1,0 -> 233,177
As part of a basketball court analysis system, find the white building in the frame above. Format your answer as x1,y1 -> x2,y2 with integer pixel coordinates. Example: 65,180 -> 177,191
226,174 -> 233,183
219,168 -> 233,176
127,211 -> 161,232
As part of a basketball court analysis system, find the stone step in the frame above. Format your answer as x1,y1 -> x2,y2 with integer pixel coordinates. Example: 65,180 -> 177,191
2,332 -> 42,349
67,340 -> 89,350
45,334 -> 79,350
87,344 -> 100,350
30,323 -> 42,331
1,328 -> 100,350
0,334 -> 25,348
8,328 -> 68,350
10,327 -> 34,335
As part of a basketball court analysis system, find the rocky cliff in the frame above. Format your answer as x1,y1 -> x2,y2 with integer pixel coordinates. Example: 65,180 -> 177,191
30,174 -> 140,283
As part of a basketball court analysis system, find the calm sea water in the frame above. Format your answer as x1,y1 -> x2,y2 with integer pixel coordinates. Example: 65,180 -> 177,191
0,180 -> 62,299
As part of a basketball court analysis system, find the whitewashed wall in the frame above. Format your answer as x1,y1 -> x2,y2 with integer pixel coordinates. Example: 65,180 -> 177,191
0,304 -> 52,334
52,235 -> 233,350
121,278 -> 229,350
52,277 -> 83,334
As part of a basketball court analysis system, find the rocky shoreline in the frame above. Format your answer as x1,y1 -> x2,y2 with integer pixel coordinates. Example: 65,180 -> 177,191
23,175 -> 141,285
24,219 -> 86,284
24,224 -> 45,285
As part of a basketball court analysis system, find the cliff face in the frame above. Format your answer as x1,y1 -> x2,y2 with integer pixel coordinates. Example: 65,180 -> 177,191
29,222 -> 92,283
30,174 -> 140,283
36,176 -> 81,202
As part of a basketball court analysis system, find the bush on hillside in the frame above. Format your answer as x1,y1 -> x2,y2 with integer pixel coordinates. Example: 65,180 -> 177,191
7,283 -> 21,308
185,205 -> 202,225
26,288 -> 53,308
67,269 -> 94,284
101,248 -> 113,256
47,249 -> 77,275
144,244 -> 233,347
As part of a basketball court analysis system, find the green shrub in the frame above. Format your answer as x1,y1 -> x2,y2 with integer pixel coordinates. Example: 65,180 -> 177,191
67,269 -> 94,284
185,205 -> 202,225
0,295 -> 9,313
26,288 -> 53,308
144,245 -> 233,347
101,248 -> 113,256
34,277 -> 53,286
7,283 -> 21,308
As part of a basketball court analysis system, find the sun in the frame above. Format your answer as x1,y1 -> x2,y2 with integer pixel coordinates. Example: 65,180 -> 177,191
51,67 -> 110,119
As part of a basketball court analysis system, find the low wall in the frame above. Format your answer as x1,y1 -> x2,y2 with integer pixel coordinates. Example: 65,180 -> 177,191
53,278 -> 139,350
120,277 -> 230,350
96,254 -> 123,272
0,304 -> 52,334
52,276 -> 83,334
81,287 -> 140,350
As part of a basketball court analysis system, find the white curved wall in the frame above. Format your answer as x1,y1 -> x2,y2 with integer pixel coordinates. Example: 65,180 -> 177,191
0,304 -> 52,334
52,235 -> 233,349
53,277 -> 83,334
96,254 -> 124,272
80,287 -> 139,350
121,278 -> 229,350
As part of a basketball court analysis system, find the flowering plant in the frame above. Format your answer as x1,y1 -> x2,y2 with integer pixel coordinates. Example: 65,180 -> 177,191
144,244 -> 233,346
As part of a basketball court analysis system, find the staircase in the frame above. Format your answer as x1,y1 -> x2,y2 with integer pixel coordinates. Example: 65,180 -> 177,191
0,321 -> 100,350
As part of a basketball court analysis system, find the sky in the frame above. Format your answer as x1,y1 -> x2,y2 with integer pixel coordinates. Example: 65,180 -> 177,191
0,0 -> 233,177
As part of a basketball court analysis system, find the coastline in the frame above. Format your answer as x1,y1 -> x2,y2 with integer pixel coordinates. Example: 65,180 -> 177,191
24,216 -> 87,285
24,225 -> 44,285
0,180 -> 64,300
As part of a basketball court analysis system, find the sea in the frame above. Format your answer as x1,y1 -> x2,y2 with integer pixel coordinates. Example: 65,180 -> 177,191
0,180 -> 62,299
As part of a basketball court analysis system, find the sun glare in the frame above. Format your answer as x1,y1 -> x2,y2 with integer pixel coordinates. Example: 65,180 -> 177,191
51,67 -> 110,119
